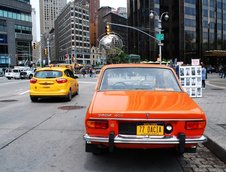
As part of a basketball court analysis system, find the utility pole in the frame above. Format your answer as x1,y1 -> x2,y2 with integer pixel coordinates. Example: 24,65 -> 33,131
47,38 -> 50,65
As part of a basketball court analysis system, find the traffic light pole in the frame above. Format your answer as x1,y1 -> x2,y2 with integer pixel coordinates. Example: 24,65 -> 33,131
107,22 -> 162,64
107,22 -> 160,43
47,38 -> 50,65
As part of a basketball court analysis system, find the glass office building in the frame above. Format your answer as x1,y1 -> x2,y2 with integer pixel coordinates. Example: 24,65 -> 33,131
0,0 -> 32,67
127,0 -> 160,61
128,0 -> 226,64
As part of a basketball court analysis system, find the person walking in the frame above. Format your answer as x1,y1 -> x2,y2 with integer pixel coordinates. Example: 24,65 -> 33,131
221,65 -> 226,79
202,65 -> 207,89
89,68 -> 93,77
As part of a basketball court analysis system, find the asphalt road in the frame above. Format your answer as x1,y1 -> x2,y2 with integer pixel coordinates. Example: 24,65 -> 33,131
0,77 -> 225,172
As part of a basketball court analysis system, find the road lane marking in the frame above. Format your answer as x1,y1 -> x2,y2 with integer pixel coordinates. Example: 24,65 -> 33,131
19,90 -> 29,95
206,81 -> 226,89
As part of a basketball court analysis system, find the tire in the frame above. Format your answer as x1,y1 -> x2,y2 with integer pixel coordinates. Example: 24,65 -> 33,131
75,86 -> 79,95
29,74 -> 33,79
30,96 -> 38,102
66,89 -> 72,101
7,77 -> 11,80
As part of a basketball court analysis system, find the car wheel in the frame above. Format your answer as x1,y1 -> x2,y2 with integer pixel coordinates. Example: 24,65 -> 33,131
75,86 -> 79,95
67,89 -> 72,101
30,96 -> 38,102
7,77 -> 11,80
29,74 -> 33,79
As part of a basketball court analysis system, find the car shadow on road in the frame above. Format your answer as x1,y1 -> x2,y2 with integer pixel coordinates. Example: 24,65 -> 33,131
31,96 -> 76,103
84,148 -> 183,172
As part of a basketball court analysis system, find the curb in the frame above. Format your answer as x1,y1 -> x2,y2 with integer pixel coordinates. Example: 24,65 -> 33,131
204,136 -> 226,163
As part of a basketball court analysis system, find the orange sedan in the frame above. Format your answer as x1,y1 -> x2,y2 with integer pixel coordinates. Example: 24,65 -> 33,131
84,64 -> 206,154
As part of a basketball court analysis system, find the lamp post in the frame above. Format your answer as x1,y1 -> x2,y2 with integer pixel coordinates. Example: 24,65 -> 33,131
149,10 -> 169,64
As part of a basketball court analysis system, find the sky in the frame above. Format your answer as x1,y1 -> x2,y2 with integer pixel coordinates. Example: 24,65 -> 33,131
30,0 -> 127,41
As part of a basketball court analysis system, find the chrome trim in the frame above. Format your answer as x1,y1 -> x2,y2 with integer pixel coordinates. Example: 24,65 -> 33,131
84,134 -> 207,144
89,117 -> 204,121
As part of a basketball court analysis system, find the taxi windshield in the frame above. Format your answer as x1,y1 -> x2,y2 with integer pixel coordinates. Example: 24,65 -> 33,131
99,67 -> 182,92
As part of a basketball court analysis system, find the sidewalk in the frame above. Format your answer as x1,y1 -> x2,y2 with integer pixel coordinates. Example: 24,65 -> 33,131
194,73 -> 226,163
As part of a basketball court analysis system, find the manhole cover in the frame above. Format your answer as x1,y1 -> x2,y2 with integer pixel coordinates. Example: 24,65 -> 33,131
0,100 -> 18,103
218,124 -> 226,130
211,88 -> 224,90
58,105 -> 86,110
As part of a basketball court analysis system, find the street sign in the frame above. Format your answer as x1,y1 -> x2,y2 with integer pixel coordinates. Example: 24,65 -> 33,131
156,33 -> 164,41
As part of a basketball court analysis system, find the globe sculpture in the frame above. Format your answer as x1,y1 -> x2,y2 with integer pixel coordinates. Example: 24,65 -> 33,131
99,34 -> 123,54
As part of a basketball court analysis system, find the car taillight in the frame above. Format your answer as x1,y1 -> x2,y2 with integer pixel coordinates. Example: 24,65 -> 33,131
86,120 -> 108,129
30,78 -> 37,84
56,78 -> 67,84
185,121 -> 206,130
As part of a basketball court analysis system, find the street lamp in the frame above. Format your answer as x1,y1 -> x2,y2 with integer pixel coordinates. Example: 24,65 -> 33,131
149,10 -> 169,64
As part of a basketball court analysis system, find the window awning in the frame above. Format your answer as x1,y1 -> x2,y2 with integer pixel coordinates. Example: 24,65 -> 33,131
204,50 -> 226,57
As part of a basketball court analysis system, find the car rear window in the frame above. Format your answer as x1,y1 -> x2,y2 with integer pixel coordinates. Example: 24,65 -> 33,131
35,70 -> 62,78
99,67 -> 182,92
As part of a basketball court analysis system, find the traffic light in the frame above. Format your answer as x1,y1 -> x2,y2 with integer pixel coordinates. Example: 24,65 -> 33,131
33,42 -> 36,49
44,48 -> 48,55
105,24 -> 110,35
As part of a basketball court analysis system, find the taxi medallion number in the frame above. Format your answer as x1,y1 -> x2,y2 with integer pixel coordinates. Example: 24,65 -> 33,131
136,124 -> 164,136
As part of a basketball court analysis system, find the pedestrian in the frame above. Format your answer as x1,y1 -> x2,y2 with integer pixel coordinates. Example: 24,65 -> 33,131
202,65 -> 207,89
81,68 -> 86,78
222,65 -> 226,79
89,68 -> 93,77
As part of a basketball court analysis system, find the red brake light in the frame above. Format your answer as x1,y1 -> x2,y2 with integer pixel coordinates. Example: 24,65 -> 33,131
86,120 -> 108,129
56,78 -> 67,84
30,78 -> 37,84
185,121 -> 206,130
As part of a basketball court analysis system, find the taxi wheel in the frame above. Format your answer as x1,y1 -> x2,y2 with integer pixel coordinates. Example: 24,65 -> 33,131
67,89 -> 72,101
75,87 -> 79,95
30,96 -> 38,102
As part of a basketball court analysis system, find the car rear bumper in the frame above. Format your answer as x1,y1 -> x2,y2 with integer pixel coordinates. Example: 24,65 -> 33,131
84,134 -> 207,144
30,90 -> 68,96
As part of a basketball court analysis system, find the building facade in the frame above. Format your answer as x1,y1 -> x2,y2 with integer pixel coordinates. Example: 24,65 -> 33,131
97,7 -> 112,41
127,0 -> 226,64
0,0 -> 32,67
39,0 -> 67,35
89,0 -> 99,47
55,1 -> 90,64
127,0 -> 159,61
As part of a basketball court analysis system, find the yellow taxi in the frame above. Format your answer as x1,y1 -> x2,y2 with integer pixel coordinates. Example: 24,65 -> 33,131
29,66 -> 79,102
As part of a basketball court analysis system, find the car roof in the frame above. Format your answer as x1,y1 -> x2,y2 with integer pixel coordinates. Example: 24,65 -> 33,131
36,66 -> 69,72
101,64 -> 173,70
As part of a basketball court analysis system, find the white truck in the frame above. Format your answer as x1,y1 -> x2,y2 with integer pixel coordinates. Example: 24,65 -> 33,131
14,66 -> 36,79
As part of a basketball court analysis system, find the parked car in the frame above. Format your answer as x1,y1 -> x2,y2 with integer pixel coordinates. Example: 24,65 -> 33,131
21,68 -> 36,79
84,64 -> 207,154
5,68 -> 21,79
29,66 -> 79,102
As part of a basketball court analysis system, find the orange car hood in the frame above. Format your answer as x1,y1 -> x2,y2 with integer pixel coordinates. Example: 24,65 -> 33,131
90,91 -> 203,118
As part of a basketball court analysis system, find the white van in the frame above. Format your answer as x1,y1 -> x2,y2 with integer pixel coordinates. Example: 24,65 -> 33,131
5,68 -> 21,79
5,68 -> 14,79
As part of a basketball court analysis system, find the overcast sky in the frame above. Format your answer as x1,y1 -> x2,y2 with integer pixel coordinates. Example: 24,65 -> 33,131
30,0 -> 126,41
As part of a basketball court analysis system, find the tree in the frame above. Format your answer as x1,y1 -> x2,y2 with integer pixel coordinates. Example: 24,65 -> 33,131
106,48 -> 128,64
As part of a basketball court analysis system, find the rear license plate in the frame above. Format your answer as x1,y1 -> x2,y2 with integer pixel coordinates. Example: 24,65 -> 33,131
136,124 -> 164,136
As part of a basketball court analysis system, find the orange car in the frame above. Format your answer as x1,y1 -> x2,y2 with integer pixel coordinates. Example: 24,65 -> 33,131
84,64 -> 206,154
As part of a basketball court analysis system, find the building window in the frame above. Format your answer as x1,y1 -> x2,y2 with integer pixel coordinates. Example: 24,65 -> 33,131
0,34 -> 7,43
